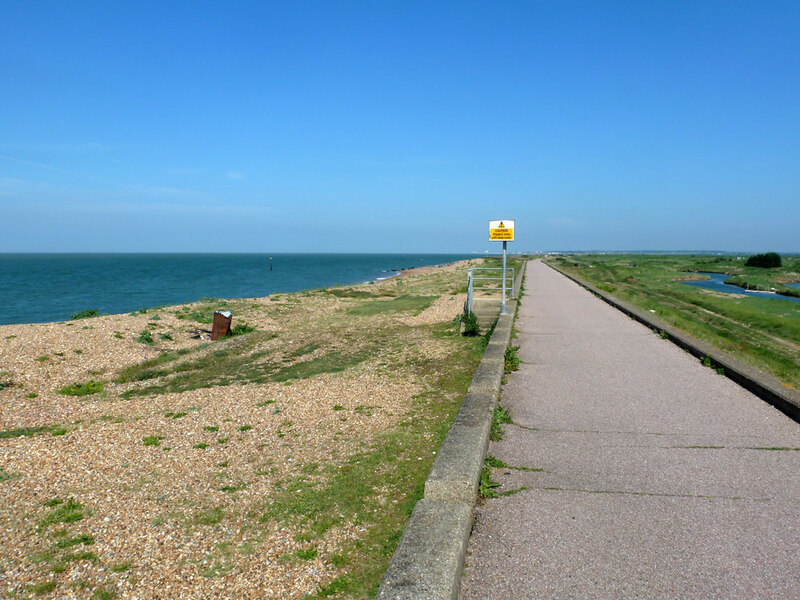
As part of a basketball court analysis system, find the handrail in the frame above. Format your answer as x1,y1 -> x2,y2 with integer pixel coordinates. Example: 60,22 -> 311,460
465,267 -> 515,314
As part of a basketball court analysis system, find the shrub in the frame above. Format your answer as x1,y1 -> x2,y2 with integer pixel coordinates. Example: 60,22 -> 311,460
461,311 -> 480,336
70,309 -> 99,320
745,252 -> 782,268
229,323 -> 255,336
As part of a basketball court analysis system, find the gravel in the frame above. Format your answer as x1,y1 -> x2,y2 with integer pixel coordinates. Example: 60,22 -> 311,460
0,262 -> 470,599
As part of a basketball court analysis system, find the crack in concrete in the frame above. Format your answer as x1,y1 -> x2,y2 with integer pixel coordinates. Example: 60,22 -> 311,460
540,486 -> 771,502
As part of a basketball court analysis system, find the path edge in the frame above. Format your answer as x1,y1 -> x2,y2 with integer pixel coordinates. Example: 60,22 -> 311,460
375,261 -> 527,600
546,260 -> 800,422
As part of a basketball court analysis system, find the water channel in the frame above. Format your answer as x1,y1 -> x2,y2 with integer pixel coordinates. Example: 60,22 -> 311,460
681,272 -> 800,303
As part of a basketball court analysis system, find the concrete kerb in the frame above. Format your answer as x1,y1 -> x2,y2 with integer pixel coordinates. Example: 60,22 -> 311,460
375,499 -> 473,600
546,261 -> 800,422
375,260 -> 527,600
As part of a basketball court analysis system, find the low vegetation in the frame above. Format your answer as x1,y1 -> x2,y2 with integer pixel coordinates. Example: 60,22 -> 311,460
547,254 -> 800,388
57,380 -> 105,397
70,309 -> 99,320
346,294 -> 436,316
504,345 -> 520,373
1,259 -> 487,599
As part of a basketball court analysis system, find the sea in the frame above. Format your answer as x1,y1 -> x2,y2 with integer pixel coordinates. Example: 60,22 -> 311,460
0,253 -> 473,326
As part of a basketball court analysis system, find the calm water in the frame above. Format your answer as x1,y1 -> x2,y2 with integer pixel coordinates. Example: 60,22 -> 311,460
682,272 -> 800,303
0,253 -> 473,325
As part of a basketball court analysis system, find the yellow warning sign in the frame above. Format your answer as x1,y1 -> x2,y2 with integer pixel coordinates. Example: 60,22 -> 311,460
489,219 -> 515,241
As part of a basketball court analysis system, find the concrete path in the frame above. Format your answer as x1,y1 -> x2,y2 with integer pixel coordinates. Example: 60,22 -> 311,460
459,261 -> 800,600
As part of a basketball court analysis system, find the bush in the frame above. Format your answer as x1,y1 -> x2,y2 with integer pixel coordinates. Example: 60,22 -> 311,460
745,252 -> 782,268
137,330 -> 154,345
70,309 -> 99,320
229,323 -> 255,336
460,311 -> 480,336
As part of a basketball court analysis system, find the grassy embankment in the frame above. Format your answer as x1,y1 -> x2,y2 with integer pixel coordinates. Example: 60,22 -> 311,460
545,254 -> 800,389
0,260 -> 498,600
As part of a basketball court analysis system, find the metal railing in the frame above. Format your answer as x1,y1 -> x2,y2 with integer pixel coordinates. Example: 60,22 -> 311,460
466,267 -> 515,314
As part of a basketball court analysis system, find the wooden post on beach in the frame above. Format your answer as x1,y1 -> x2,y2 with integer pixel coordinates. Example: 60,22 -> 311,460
211,311 -> 232,340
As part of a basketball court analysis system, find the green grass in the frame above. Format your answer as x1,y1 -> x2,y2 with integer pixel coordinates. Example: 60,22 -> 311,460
57,380 -> 105,396
279,547 -> 319,562
1,466 -> 20,482
119,335 -> 368,398
29,580 -> 57,595
323,287 -> 376,298
347,295 -> 437,316
291,343 -> 320,357
39,498 -> 87,528
1,425 -> 55,438
193,507 -> 225,525
271,351 -> 368,382
548,254 -> 800,388
54,533 -> 94,549
114,349 -> 190,383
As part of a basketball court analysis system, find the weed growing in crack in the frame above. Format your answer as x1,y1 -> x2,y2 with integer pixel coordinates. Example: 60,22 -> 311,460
490,406 -> 512,441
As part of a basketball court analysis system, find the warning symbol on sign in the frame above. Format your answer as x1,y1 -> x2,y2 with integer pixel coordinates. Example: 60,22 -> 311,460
489,219 -> 514,241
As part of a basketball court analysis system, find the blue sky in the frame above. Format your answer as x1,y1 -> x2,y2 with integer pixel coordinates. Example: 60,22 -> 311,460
2,1 -> 799,253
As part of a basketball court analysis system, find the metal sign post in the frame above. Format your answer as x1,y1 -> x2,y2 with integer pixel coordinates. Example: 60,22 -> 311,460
501,240 -> 508,314
489,220 -> 515,316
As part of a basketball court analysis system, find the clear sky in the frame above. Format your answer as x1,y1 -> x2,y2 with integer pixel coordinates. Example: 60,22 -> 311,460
2,1 -> 798,253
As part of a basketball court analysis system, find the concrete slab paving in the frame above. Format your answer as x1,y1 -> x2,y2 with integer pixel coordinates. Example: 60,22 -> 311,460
459,261 -> 800,600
